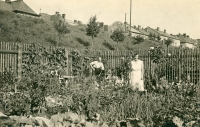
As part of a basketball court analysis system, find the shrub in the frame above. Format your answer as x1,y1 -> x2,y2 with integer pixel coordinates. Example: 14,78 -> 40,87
133,35 -> 145,44
0,69 -> 16,92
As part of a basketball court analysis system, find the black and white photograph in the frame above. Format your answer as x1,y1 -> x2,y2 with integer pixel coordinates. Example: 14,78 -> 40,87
0,0 -> 200,126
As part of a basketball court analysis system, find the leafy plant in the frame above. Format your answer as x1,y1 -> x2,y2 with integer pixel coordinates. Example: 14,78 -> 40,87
149,32 -> 156,41
157,35 -> 161,41
54,20 -> 70,47
0,68 -> 16,92
9,43 -> 68,115
110,30 -> 125,45
133,35 -> 144,44
86,15 -> 100,47
164,38 -> 174,54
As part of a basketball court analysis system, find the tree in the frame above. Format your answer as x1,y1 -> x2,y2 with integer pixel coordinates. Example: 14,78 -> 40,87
134,35 -> 144,44
86,15 -> 100,48
149,32 -> 154,40
165,38 -> 173,54
54,20 -> 70,47
157,35 -> 161,41
110,30 -> 125,49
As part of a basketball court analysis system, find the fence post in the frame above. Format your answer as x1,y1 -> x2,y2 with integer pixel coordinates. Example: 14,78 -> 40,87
16,43 -> 22,93
65,48 -> 69,75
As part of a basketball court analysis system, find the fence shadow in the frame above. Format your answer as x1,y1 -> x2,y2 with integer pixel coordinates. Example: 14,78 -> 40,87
75,37 -> 90,47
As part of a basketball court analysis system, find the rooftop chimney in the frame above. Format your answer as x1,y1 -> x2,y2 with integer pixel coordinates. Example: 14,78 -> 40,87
187,35 -> 190,38
100,22 -> 104,28
133,25 -> 136,28
164,29 -> 166,33
78,21 -> 82,25
55,12 -> 59,15
62,14 -> 65,19
138,25 -> 141,29
183,33 -> 186,37
157,27 -> 160,31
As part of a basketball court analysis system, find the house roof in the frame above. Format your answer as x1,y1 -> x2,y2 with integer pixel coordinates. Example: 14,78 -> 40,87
0,0 -> 39,16
50,14 -> 65,22
146,27 -> 179,40
40,13 -> 51,20
129,26 -> 149,36
197,39 -> 200,44
137,29 -> 149,36
178,35 -> 197,45
12,0 -> 39,16
0,1 -> 13,11
191,39 -> 198,45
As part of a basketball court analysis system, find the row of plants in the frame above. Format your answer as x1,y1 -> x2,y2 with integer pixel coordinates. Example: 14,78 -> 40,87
1,71 -> 199,126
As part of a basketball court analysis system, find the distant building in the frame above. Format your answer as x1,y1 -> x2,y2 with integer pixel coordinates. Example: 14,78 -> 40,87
40,12 -> 65,23
99,22 -> 104,29
177,33 -> 198,49
197,39 -> 200,45
145,27 -> 180,47
128,25 -> 181,47
0,0 -> 40,17
129,25 -> 149,39
104,25 -> 108,31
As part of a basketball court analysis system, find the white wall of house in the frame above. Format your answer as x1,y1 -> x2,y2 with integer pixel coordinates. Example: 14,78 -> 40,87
181,43 -> 196,49
130,27 -> 141,34
131,33 -> 148,39
130,32 -> 140,37
171,39 -> 180,47
160,36 -> 168,40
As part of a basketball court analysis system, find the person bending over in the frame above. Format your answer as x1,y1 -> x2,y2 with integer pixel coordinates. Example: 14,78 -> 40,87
90,57 -> 105,82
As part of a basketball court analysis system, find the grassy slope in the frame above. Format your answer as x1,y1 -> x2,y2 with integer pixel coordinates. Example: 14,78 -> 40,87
0,10 -> 161,50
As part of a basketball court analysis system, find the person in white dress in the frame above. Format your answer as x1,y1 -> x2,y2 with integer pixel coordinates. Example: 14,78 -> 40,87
129,53 -> 145,91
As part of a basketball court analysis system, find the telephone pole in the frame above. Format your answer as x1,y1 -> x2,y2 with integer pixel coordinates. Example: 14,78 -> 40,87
125,13 -> 127,32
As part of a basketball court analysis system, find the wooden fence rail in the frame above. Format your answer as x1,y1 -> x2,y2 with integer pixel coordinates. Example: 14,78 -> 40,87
0,42 -> 200,84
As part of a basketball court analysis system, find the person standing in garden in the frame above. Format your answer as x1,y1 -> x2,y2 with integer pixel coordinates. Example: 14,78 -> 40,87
90,57 -> 105,82
129,53 -> 145,91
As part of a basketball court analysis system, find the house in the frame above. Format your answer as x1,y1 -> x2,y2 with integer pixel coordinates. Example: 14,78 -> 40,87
50,12 -> 65,22
197,39 -> 200,46
0,0 -> 40,17
129,25 -> 149,39
40,12 -> 66,23
177,33 -> 198,49
145,27 -> 180,47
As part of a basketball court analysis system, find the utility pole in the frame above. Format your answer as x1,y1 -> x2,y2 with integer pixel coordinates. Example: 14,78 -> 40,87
130,0 -> 132,35
125,13 -> 127,32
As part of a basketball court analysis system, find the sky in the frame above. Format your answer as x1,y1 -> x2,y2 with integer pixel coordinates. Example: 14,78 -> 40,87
11,0 -> 200,38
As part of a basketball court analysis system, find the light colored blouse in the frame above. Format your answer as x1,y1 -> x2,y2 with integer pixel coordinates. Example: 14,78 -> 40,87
90,61 -> 105,70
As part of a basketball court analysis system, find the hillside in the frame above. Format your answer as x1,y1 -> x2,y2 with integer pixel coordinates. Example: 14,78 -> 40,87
0,10 -> 161,50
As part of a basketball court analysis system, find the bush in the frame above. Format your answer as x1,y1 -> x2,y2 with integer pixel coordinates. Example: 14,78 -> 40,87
133,35 -> 145,44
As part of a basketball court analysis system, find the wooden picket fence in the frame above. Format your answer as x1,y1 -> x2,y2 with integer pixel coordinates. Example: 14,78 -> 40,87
1,42 -> 200,84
